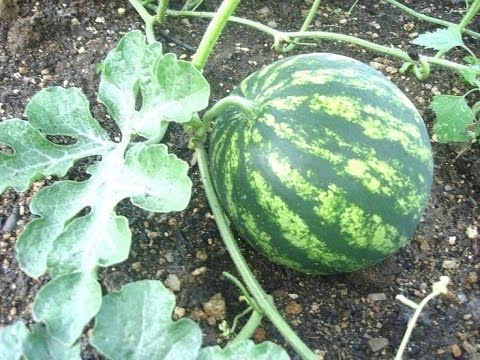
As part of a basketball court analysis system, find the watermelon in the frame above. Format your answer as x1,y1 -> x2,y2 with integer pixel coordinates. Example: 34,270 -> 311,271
208,53 -> 433,275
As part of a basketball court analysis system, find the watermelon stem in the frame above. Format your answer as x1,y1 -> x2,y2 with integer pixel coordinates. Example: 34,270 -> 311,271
274,0 -> 322,53
395,276 -> 450,360
195,145 -> 318,360
223,271 -> 263,314
191,0 -> 241,70
230,308 -> 264,344
165,10 -> 479,76
188,95 -> 258,149
128,0 -> 156,44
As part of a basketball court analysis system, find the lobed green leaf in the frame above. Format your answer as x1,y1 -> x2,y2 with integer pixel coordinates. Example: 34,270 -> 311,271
98,30 -> 210,141
197,340 -> 291,360
432,95 -> 476,143
33,272 -> 102,345
90,280 -> 203,360
411,26 -> 466,53
0,321 -> 81,360
0,87 -> 113,193
0,321 -> 29,360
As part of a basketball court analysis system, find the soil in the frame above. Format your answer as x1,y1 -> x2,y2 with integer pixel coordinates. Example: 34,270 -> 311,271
0,0 -> 479,359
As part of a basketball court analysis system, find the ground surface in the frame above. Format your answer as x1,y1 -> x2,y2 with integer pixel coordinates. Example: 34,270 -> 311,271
0,0 -> 479,359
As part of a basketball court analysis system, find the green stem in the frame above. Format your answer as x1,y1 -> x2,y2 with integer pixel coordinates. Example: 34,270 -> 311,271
223,271 -> 263,314
231,309 -> 264,344
277,0 -> 322,53
167,10 -> 480,76
129,0 -> 156,44
458,0 -> 480,31
189,95 -> 257,149
191,0 -> 241,70
195,146 -> 317,360
167,9 -> 278,36
385,0 -> 480,39
157,0 -> 169,23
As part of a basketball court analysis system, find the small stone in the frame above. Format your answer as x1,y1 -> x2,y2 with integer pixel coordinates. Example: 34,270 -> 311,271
191,266 -> 207,276
117,7 -> 126,15
288,293 -> 299,300
196,250 -> 208,261
2,208 -> 19,232
466,225 -> 478,239
258,7 -> 270,16
163,252 -> 174,263
253,327 -> 266,342
369,61 -> 384,70
267,20 -> 277,28
174,307 -> 186,319
131,262 -> 142,272
367,293 -> 387,302
368,337 -> 389,352
467,272 -> 478,284
78,47 -> 85,54
442,260 -> 458,269
9,307 -> 17,316
385,66 -> 398,74
203,293 -> 226,322
444,184 -> 453,191
451,343 -> 462,358
403,22 -> 415,31
448,236 -> 457,245
189,308 -> 207,321
339,18 -> 347,25
463,313 -> 472,321
165,274 -> 181,292
95,17 -> 105,23
285,301 -> 302,315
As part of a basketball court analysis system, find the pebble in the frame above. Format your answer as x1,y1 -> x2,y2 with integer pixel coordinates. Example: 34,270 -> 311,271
203,293 -> 226,322
403,22 -> 415,31
253,327 -> 266,342
448,236 -> 457,245
191,266 -> 207,276
451,343 -> 462,358
2,208 -> 19,232
267,20 -> 277,28
117,7 -> 126,16
165,274 -> 181,292
285,301 -> 302,315
442,260 -> 458,269
131,262 -> 142,272
466,272 -> 478,284
466,225 -> 478,239
339,18 -> 347,25
195,250 -> 208,261
288,293 -> 299,300
368,337 -> 389,352
367,293 -> 387,302
174,306 -> 186,319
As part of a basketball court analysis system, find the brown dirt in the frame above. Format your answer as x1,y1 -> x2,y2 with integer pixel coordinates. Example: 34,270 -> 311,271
1,0 -> 479,359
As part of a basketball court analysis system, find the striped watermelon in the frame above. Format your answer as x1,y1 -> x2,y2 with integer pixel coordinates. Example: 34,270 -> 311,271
208,53 -> 433,274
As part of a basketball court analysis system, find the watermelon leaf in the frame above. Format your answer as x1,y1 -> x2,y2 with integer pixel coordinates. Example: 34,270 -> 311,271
98,31 -> 210,141
411,26 -> 466,53
0,321 -> 81,360
432,95 -> 476,143
90,280 -> 203,359
0,321 -> 29,360
197,340 -> 291,360
32,273 -> 102,345
22,324 -> 81,360
461,55 -> 480,86
0,29 -> 209,351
